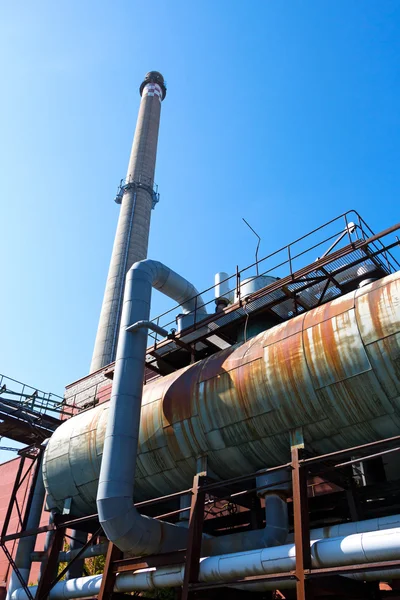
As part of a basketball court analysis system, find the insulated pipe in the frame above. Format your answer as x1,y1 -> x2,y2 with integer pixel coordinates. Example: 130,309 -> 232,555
32,543 -> 110,564
96,260 -> 207,555
12,527 -> 400,599
256,469 -> 291,547
203,511 -> 400,555
30,512 -> 400,562
6,455 -> 46,600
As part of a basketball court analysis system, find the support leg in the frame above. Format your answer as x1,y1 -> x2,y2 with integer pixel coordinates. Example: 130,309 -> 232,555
181,474 -> 206,600
97,543 -> 123,600
291,446 -> 312,600
35,528 -> 65,600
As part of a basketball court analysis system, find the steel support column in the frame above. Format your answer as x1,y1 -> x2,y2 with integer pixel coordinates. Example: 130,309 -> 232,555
97,543 -> 123,600
291,446 -> 312,600
35,528 -> 65,600
181,474 -> 206,600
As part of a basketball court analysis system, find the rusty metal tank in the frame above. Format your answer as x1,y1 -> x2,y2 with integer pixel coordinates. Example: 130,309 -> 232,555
43,271 -> 400,516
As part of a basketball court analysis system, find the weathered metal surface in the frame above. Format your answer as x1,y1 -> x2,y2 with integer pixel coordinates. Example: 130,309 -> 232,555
43,271 -> 400,516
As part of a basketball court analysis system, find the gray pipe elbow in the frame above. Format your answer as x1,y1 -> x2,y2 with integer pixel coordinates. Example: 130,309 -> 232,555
97,259 -> 207,555
136,260 -> 207,316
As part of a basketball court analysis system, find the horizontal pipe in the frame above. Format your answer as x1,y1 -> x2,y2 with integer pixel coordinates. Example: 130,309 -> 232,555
204,512 -> 400,556
31,543 -> 109,563
126,320 -> 168,338
30,513 -> 400,563
13,527 -> 400,599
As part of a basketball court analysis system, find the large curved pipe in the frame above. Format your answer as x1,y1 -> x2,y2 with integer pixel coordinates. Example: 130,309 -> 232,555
96,260 -> 207,555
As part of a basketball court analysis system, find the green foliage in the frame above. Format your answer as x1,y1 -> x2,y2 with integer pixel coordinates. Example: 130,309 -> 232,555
57,541 -> 69,580
55,538 -> 176,598
84,553 -> 106,576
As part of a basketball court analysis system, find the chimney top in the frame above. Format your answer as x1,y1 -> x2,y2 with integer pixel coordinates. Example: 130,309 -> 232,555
140,71 -> 167,100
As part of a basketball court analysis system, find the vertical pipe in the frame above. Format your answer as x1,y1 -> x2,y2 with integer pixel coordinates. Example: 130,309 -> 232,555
6,456 -> 46,600
39,512 -> 55,580
90,72 -> 166,373
256,469 -> 291,547
96,260 -> 204,554
66,531 -> 87,580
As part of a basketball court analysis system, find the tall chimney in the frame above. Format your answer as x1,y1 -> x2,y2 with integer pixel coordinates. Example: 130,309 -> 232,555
90,71 -> 167,373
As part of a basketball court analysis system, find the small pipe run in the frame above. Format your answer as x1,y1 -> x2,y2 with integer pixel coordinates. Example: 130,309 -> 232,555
12,527 -> 400,599
96,260 -> 207,555
6,454 -> 46,600
126,320 -> 168,337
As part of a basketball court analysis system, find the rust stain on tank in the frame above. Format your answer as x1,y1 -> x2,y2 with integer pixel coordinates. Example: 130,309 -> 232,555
262,312 -> 305,346
163,362 -> 203,423
357,276 -> 400,344
43,271 -> 400,512
356,277 -> 400,403
304,291 -> 355,328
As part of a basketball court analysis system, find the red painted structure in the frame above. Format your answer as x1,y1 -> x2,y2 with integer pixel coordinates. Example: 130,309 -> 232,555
0,458 -> 48,599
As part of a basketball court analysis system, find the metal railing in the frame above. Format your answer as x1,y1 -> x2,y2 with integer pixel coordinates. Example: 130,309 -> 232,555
114,174 -> 160,208
146,210 -> 400,346
0,374 -> 75,418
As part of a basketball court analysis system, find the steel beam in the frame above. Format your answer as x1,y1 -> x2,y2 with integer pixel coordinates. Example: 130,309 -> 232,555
291,446 -> 312,600
181,474 -> 206,600
97,543 -> 123,600
36,528 -> 65,600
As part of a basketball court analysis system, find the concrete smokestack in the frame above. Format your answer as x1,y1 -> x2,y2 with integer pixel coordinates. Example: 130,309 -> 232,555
90,71 -> 167,373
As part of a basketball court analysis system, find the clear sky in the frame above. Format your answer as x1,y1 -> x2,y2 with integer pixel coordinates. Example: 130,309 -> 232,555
1,1 -> 400,460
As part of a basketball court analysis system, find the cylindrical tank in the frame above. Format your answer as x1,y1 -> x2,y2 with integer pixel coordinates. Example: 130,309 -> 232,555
215,272 -> 232,309
43,272 -> 400,517
234,275 -> 277,302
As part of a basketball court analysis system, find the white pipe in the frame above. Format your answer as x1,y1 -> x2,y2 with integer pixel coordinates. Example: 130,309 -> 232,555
287,512 -> 400,542
204,511 -> 400,556
12,527 -> 400,600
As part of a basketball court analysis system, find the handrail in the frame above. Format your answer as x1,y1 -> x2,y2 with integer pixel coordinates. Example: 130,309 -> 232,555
146,213 -> 400,340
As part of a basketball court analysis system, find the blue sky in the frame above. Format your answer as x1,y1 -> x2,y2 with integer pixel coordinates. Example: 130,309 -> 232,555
1,1 -> 400,459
